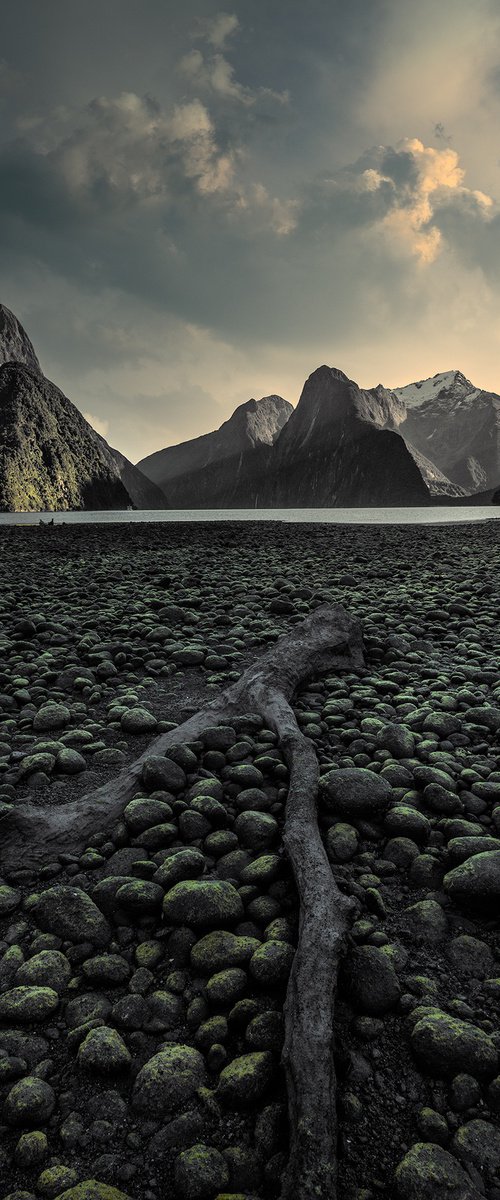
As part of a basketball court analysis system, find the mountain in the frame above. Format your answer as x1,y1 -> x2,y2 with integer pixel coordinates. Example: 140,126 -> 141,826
0,303 -> 41,374
0,303 -> 167,511
268,366 -> 430,506
140,367 -> 430,508
386,370 -> 500,494
138,395 -> 292,493
0,364 -> 132,512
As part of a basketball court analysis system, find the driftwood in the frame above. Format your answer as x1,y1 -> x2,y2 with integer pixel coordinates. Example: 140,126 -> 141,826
1,602 -> 364,1200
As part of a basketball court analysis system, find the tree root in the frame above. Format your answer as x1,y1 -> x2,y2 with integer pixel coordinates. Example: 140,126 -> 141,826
1,602 -> 364,1200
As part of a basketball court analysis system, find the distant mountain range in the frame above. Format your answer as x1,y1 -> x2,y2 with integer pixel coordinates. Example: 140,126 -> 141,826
0,301 -> 499,511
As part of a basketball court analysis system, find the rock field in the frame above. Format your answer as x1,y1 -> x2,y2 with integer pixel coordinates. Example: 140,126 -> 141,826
0,519 -> 499,1200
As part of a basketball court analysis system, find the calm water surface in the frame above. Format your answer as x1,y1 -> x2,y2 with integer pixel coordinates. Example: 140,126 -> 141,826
0,507 -> 499,526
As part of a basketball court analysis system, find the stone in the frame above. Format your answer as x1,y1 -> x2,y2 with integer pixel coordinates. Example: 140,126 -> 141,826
115,880 -> 163,914
163,881 -> 244,928
0,885 -> 22,915
174,1144 -> 230,1199
52,1185 -> 132,1200
376,723 -> 415,758
3,1077 -> 56,1125
191,931 -> 261,974
206,969 -> 247,1006
446,935 -> 494,978
326,822 -> 358,862
411,1012 -> 497,1079
154,849 -> 206,889
81,955 -> 131,986
249,941 -> 295,986
29,887 -> 111,946
452,1119 -> 500,1175
217,1051 -> 274,1106
120,707 -> 158,734
384,807 -> 431,844
341,946 -> 401,1015
15,951 -> 71,993
132,1044 -> 206,1116
123,797 -> 173,833
0,987 -> 59,1023
444,851 -> 500,910
78,1027 -> 131,1074
395,1142 -> 480,1199
33,703 -> 71,732
234,810 -> 278,851
402,900 -> 449,944
320,767 -> 392,816
55,749 -> 87,775
142,755 -> 186,793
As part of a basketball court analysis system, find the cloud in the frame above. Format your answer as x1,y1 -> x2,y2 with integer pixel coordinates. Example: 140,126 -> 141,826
195,12 -> 240,51
83,410 -> 109,438
179,12 -> 289,109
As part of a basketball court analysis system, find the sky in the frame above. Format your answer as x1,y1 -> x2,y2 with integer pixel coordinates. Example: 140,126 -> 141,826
1,0 -> 500,462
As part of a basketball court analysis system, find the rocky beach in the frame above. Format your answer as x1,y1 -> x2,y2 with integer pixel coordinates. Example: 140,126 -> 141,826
0,518 -> 499,1200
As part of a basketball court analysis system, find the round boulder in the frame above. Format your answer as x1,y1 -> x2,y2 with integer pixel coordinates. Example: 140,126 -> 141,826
163,881 -> 244,929
320,768 -> 392,816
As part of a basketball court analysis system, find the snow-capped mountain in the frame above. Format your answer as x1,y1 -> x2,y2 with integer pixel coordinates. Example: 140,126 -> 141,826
371,370 -> 500,495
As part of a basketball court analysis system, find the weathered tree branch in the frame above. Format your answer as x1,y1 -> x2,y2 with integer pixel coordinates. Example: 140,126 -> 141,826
1,602 -> 364,1200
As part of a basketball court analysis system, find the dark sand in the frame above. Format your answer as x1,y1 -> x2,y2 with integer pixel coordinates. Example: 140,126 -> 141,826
0,520 -> 499,1200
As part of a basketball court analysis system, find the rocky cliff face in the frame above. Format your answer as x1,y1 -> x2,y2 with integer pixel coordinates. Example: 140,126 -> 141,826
0,303 -> 41,373
137,395 -> 292,491
0,303 -> 168,511
0,365 -> 134,512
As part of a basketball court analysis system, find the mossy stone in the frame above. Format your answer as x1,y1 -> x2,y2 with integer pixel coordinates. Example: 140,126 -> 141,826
191,931 -> 260,974
249,941 -> 295,986
15,951 -> 71,993
0,986 -> 59,1023
411,1011 -> 497,1078
132,1044 -> 206,1116
163,881 -> 244,928
29,887 -> 111,946
37,1167 -> 80,1198
395,1141 -> 479,1198
206,968 -> 247,1006
3,1076 -> 56,1125
52,1184 -> 132,1200
217,1051 -> 274,1106
174,1143 -> 230,1199
77,1027 -> 131,1074
14,1130 -> 48,1168
123,797 -> 173,833
234,810 -> 278,851
154,849 -> 205,889
239,855 -> 283,886
444,851 -> 500,910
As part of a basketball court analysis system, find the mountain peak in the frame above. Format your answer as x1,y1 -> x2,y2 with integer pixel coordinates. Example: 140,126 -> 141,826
0,304 -> 41,374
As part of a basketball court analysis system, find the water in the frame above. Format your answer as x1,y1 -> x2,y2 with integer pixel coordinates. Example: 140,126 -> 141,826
0,507 -> 499,526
